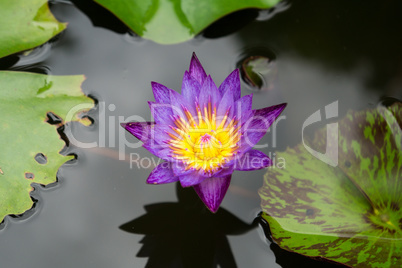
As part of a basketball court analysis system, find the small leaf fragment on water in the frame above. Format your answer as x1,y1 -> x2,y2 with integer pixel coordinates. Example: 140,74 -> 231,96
240,55 -> 276,90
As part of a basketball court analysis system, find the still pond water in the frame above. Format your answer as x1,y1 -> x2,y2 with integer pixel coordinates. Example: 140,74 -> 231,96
0,0 -> 401,267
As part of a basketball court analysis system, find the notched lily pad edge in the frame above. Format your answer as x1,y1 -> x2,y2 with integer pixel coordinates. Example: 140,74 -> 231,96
0,87 -> 96,228
0,145 -> 74,229
0,176 -> 70,230
0,159 -> 75,228
257,212 -> 349,267
0,185 -> 40,230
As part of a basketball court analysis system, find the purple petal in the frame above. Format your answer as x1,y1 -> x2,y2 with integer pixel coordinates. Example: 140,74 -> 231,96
179,172 -> 207,187
193,175 -> 232,213
181,71 -> 201,103
151,124 -> 172,145
143,143 -> 174,162
218,69 -> 241,101
148,101 -> 174,125
121,122 -> 154,143
199,75 -> 220,108
189,52 -> 207,85
170,160 -> 194,176
151,82 -> 173,104
147,162 -> 179,184
217,84 -> 235,123
213,164 -> 234,177
240,103 -> 287,150
234,94 -> 253,123
169,87 -> 196,118
234,149 -> 272,171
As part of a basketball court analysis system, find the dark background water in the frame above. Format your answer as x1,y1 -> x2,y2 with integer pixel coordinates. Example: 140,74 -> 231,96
0,0 -> 401,267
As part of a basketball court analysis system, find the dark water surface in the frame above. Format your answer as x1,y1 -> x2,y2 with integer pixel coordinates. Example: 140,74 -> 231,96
0,0 -> 401,267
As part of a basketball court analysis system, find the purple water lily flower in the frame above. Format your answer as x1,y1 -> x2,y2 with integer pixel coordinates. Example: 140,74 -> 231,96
122,53 -> 286,213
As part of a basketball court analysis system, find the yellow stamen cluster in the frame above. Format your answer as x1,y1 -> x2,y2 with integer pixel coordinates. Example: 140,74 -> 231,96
167,101 -> 241,175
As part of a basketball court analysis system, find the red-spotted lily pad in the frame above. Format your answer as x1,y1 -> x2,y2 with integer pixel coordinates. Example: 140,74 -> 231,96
0,72 -> 93,222
93,0 -> 280,44
0,0 -> 66,58
259,102 -> 402,267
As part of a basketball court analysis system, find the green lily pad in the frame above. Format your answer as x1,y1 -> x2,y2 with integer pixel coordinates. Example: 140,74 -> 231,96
0,0 -> 66,58
93,0 -> 280,44
259,103 -> 402,267
0,72 -> 93,222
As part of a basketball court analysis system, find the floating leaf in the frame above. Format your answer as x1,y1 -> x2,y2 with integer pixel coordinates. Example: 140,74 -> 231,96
259,103 -> 402,267
93,0 -> 280,44
0,72 -> 93,222
0,0 -> 66,59
240,55 -> 276,90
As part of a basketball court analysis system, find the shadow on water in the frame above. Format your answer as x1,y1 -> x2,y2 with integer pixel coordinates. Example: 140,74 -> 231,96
120,183 -> 256,268
120,183 -> 347,268
202,9 -> 260,39
68,0 -> 129,34
68,0 -> 265,39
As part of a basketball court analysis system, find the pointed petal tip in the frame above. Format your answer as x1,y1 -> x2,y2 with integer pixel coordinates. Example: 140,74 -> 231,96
121,121 -> 155,143
277,102 -> 288,110
150,82 -> 173,104
234,149 -> 273,171
146,178 -> 164,185
275,103 -> 287,116
205,74 -> 215,85
219,68 -> 241,100
150,81 -> 165,89
263,156 -> 273,168
190,52 -> 201,67
207,203 -> 219,213
146,162 -> 179,185
146,179 -> 156,185
267,102 -> 288,117
189,52 -> 207,85
193,175 -> 231,214
231,68 -> 240,77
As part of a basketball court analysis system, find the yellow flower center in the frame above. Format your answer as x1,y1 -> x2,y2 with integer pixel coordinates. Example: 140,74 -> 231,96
168,101 -> 241,175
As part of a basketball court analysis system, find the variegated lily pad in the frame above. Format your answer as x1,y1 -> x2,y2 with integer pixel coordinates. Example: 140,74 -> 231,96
259,103 -> 402,267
